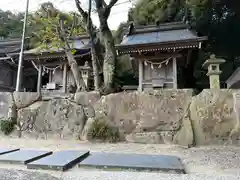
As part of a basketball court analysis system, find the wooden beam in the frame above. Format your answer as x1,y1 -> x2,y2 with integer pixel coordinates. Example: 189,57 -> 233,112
132,53 -> 182,60
24,53 -> 90,61
138,60 -> 143,92
116,37 -> 208,50
49,71 -> 53,83
63,64 -> 68,93
34,61 -> 67,66
186,50 -> 192,68
173,57 -> 177,89
37,65 -> 43,93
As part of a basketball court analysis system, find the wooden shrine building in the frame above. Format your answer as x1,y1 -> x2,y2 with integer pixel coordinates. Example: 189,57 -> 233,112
115,22 -> 207,91
0,38 -> 22,92
9,35 -> 92,93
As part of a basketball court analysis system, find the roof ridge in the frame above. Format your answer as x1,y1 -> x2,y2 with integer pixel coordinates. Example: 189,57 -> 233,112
226,67 -> 240,84
0,38 -> 21,42
69,34 -> 90,40
133,21 -> 186,30
130,24 -> 190,35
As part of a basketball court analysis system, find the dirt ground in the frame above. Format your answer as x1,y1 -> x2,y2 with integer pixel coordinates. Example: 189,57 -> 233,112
0,138 -> 240,176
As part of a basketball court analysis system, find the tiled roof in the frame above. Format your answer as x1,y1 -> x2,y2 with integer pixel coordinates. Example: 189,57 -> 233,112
116,22 -> 207,54
226,67 -> 240,87
24,37 -> 91,55
120,29 -> 200,46
0,38 -> 22,54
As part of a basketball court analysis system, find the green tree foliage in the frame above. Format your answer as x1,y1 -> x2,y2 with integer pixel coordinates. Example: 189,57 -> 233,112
116,0 -> 240,89
0,10 -> 24,38
114,22 -> 128,44
131,0 -> 185,25
189,0 -> 240,85
29,2 -> 87,91
29,3 -> 85,50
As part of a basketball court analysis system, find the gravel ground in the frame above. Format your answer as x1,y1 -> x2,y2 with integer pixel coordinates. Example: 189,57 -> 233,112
0,169 -> 240,180
0,138 -> 240,179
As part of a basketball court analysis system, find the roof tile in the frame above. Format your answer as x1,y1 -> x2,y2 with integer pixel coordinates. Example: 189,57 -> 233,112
120,29 -> 198,46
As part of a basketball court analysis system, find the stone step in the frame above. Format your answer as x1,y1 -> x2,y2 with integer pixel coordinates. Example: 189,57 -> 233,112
27,150 -> 89,171
79,152 -> 185,174
0,148 -> 19,155
0,150 -> 52,164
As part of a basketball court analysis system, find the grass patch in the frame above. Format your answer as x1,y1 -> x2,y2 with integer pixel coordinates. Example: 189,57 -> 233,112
0,120 -> 15,135
87,117 -> 120,143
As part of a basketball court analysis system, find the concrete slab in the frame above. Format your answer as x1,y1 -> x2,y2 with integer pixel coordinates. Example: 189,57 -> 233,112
0,148 -> 20,155
0,150 -> 52,164
79,152 -> 185,173
27,150 -> 90,171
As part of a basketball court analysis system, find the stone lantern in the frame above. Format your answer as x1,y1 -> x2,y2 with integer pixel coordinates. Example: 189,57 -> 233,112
203,54 -> 225,89
81,61 -> 91,88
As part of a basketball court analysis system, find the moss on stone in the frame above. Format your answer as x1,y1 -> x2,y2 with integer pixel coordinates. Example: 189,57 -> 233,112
0,120 -> 15,135
87,117 -> 120,143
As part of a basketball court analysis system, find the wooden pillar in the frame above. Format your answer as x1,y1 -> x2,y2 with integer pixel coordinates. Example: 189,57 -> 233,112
63,64 -> 68,93
37,65 -> 42,93
173,57 -> 177,89
138,60 -> 143,92
49,71 -> 52,83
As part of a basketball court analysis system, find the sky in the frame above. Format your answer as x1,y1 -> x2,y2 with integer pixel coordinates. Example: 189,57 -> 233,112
0,0 -> 134,30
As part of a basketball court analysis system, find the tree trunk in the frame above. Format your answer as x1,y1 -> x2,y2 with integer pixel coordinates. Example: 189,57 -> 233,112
93,0 -> 119,94
65,49 -> 87,92
75,0 -> 103,91
59,19 -> 87,92
75,0 -> 118,93
99,18 -> 117,93
87,0 -> 100,91
90,41 -> 101,90
88,33 -> 104,91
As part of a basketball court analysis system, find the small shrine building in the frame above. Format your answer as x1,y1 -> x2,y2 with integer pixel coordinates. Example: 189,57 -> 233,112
9,35 -> 92,93
115,22 -> 207,91
0,38 -> 22,91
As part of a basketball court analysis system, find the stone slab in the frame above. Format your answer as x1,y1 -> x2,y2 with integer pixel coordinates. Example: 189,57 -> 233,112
0,148 -> 20,155
0,150 -> 52,165
27,150 -> 90,171
79,152 -> 185,173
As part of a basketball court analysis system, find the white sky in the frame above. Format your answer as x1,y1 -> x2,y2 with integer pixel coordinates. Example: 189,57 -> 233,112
0,0 -> 134,30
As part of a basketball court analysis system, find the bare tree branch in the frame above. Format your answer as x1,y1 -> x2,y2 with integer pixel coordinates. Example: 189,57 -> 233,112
59,19 -> 87,91
104,0 -> 119,19
55,26 -> 63,42
107,0 -> 118,9
95,0 -> 103,9
57,20 -> 65,43
68,13 -> 76,38
102,0 -> 107,8
75,0 -> 88,23
88,0 -> 92,30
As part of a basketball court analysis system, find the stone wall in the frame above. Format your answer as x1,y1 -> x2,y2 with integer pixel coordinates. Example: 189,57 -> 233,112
0,89 -> 240,146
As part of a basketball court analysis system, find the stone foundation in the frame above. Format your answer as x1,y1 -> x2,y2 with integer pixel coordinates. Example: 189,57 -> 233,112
0,89 -> 240,146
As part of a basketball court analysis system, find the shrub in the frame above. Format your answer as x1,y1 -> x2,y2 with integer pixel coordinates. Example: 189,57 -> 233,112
0,120 -> 15,135
87,117 -> 120,143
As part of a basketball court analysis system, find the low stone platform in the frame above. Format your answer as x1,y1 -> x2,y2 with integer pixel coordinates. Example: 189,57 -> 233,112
0,147 -> 185,173
79,152 -> 185,173
0,150 -> 52,164
27,150 -> 90,171
0,148 -> 20,155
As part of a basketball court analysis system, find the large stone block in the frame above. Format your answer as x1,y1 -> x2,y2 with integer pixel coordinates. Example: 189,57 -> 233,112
0,92 -> 13,119
190,89 -> 237,145
173,114 -> 194,147
94,90 -> 193,143
79,152 -> 185,173
126,132 -> 163,144
74,91 -> 101,106
13,92 -> 40,109
9,90 -> 240,146
18,99 -> 87,139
